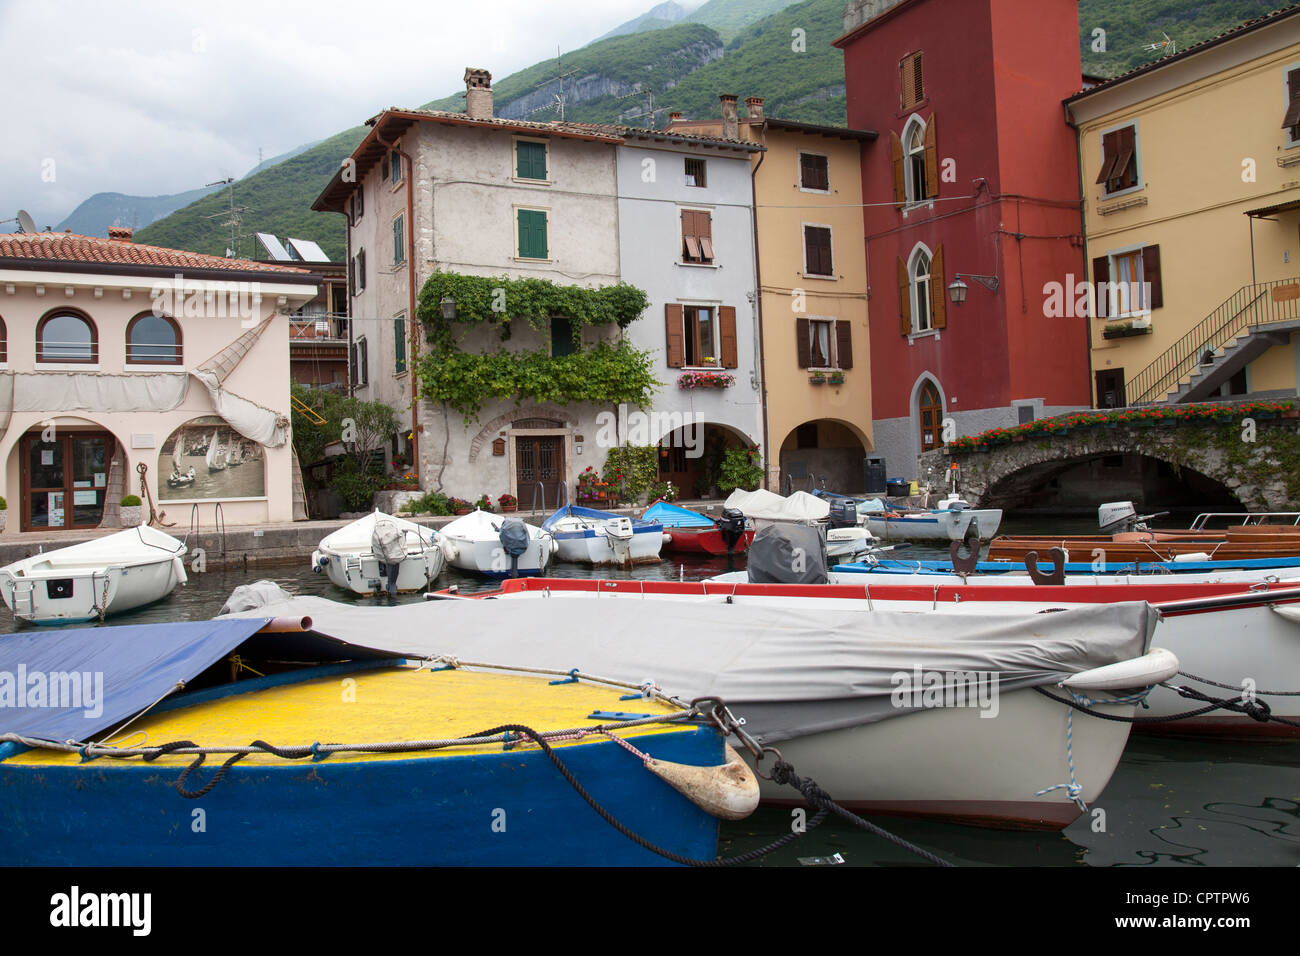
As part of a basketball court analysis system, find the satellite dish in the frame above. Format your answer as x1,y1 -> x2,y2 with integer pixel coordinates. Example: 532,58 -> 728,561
16,210 -> 35,234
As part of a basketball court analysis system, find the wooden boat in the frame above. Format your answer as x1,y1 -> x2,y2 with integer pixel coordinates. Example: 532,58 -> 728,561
0,619 -> 739,865
987,528 -> 1300,563
0,526 -> 187,625
814,489 -> 1003,542
642,500 -> 753,557
312,510 -> 444,594
542,503 -> 663,565
438,508 -> 555,577
224,581 -> 1175,830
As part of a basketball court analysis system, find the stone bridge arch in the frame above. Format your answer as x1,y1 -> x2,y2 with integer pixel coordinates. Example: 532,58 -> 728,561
918,419 -> 1300,512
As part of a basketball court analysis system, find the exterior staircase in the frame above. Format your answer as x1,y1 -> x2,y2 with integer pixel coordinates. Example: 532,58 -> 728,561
1127,276 -> 1300,405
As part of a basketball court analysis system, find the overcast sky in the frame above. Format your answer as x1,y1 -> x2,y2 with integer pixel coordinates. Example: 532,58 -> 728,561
0,0 -> 666,231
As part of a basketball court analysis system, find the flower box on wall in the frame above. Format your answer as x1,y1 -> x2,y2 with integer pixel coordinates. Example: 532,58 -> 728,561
677,370 -> 735,389
828,372 -> 845,385
809,374 -> 826,385
1102,321 -> 1152,340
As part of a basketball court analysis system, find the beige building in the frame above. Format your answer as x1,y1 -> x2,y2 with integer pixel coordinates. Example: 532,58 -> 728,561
669,99 -> 876,492
1066,6 -> 1300,407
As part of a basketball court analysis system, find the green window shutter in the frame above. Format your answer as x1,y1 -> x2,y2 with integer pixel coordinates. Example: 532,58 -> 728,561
393,216 -> 404,264
518,209 -> 548,259
516,141 -> 547,180
551,315 -> 576,357
394,317 -> 407,373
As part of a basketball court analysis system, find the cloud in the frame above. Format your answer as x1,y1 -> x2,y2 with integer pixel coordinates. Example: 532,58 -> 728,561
0,0 -> 653,230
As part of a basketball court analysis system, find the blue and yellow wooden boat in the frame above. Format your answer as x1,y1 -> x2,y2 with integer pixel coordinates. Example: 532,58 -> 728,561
0,620 -> 739,866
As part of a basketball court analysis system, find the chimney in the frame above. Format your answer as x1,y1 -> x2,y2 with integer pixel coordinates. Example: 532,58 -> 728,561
719,94 -> 739,140
744,96 -> 765,124
107,226 -> 133,242
464,67 -> 493,121
668,111 -> 682,124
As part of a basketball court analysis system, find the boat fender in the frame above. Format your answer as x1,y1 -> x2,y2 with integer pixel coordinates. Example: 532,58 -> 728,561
172,556 -> 189,586
1172,551 -> 1212,563
1061,647 -> 1180,692
646,744 -> 760,821
948,533 -> 980,575
1025,548 -> 1066,586
662,532 -> 673,546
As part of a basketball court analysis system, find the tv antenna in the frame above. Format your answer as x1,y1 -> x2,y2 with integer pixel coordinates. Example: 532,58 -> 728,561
204,178 -> 247,257
526,47 -> 580,121
1143,32 -> 1176,56
620,88 -> 670,130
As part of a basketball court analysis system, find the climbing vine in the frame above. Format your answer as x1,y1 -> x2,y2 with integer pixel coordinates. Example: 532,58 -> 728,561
602,443 -> 659,501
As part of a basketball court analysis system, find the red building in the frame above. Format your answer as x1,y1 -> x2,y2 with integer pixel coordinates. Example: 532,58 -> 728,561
835,0 -> 1091,479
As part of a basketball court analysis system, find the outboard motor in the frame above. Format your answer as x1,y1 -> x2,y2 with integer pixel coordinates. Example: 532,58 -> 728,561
828,498 -> 858,529
1098,501 -> 1169,533
717,508 -> 747,554
747,524 -> 828,585
497,517 -> 531,578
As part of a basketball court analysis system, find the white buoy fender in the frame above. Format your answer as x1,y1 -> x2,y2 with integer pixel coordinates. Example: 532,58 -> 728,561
1061,647 -> 1180,692
646,744 -> 760,821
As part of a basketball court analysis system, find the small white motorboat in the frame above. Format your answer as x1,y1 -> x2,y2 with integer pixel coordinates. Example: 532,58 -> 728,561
0,526 -> 188,625
860,494 -> 1003,542
725,488 -> 877,563
439,509 -> 555,577
542,504 -> 663,565
312,510 -> 444,595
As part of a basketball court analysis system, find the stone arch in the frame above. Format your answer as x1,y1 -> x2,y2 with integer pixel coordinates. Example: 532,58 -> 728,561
778,416 -> 871,493
468,404 -> 579,463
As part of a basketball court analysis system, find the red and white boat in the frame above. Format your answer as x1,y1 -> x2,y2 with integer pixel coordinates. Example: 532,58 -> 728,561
642,500 -> 753,557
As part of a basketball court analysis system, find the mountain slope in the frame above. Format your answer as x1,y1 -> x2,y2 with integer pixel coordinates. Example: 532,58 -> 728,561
592,1 -> 690,43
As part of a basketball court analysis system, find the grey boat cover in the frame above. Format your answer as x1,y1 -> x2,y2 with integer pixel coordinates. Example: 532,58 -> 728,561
747,524 -> 828,585
371,519 -> 408,565
220,582 -> 1157,745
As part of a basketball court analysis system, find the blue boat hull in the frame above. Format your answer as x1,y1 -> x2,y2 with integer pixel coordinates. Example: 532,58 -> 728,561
0,729 -> 721,866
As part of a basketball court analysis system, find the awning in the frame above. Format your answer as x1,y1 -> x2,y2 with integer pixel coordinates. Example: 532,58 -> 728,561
1245,198 -> 1300,218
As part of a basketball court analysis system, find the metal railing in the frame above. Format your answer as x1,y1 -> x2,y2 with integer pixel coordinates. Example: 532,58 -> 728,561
1127,276 -> 1300,406
1189,511 -> 1300,531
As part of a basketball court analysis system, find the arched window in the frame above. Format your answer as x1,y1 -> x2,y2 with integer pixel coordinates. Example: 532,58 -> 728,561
919,381 -> 943,451
126,312 -> 182,364
911,249 -> 933,333
905,119 -> 928,203
36,310 -> 98,363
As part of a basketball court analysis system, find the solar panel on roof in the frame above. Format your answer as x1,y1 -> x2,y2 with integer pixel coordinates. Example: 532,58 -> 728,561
287,238 -> 329,262
256,233 -> 292,261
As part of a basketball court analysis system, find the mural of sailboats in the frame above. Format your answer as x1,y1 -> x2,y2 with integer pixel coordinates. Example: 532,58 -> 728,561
206,430 -> 226,473
167,438 -> 195,488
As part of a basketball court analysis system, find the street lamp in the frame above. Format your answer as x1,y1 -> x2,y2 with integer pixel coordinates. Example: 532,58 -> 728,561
440,295 -> 456,321
947,273 -> 1000,306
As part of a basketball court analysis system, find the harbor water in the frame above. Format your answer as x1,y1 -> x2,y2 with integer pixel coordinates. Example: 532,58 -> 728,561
2,515 -> 1297,867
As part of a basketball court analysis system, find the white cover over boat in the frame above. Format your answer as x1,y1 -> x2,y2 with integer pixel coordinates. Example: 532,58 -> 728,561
727,489 -> 875,562
439,509 -> 555,577
222,582 -> 1168,828
311,510 -> 444,595
0,526 -> 187,625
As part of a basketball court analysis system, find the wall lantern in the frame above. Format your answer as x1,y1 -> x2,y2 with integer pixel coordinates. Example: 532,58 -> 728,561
440,295 -> 457,321
947,273 -> 1000,306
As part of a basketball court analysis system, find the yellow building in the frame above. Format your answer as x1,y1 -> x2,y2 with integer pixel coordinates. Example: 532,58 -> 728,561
669,97 -> 876,492
1066,6 -> 1300,408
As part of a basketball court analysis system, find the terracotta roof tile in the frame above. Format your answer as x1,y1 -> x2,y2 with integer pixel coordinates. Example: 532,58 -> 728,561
0,232 -> 313,275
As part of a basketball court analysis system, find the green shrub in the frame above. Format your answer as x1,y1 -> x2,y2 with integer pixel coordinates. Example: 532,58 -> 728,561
120,494 -> 142,507
718,448 -> 763,494
407,491 -> 451,515
329,460 -> 383,512
0,496 -> 7,510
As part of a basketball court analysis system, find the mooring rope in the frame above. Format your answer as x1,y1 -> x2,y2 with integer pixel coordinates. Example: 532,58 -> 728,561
1034,683 -> 1300,727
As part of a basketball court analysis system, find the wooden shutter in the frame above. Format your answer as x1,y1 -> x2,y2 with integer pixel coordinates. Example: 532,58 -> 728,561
1092,255 -> 1110,317
517,141 -> 546,180
350,342 -> 358,385
836,321 -> 853,370
897,257 -> 911,335
665,304 -> 685,367
930,244 -> 947,330
1142,245 -> 1163,309
1114,126 -> 1136,189
913,53 -> 924,104
805,227 -> 831,275
719,306 -> 738,368
348,256 -> 356,295
890,132 -> 905,205
394,317 -> 406,373
393,216 -> 404,264
900,55 -> 914,109
1095,130 -> 1118,185
796,318 -> 811,368
357,250 -> 366,292
682,210 -> 699,261
518,209 -> 547,259
698,211 -> 714,261
923,115 -> 938,199
1284,69 -> 1300,129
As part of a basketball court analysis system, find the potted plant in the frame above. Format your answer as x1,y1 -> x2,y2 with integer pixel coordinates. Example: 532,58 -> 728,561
0,496 -> 7,533
449,497 -> 472,515
499,493 -> 517,512
809,372 -> 827,385
828,371 -> 845,385
475,493 -> 494,512
120,494 -> 143,527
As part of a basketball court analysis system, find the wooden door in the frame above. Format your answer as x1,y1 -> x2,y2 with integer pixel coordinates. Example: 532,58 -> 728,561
21,431 -> 114,531
516,436 -> 565,510
919,383 -> 942,451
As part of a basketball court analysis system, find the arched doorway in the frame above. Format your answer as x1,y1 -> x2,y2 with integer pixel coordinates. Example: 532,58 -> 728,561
657,423 -> 753,500
918,381 -> 943,452
779,419 -> 870,494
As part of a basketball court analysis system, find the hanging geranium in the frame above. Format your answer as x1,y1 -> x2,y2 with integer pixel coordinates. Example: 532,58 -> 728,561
678,370 -> 735,389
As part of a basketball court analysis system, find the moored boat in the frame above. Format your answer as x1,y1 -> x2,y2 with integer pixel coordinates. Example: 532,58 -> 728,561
0,526 -> 187,625
439,508 -> 555,577
0,618 -> 735,866
542,503 -> 663,565
643,500 -> 753,557
312,510 -> 444,594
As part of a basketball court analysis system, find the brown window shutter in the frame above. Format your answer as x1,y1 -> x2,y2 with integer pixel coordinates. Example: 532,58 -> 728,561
900,56 -> 914,109
1142,245 -> 1163,309
796,318 -> 811,368
719,306 -> 738,368
929,244 -> 947,330
836,321 -> 853,370
890,131 -> 905,205
1092,255 -> 1110,318
913,53 -> 924,103
1114,126 -> 1136,188
1095,130 -> 1118,185
897,257 -> 911,335
923,115 -> 939,199
665,304 -> 685,367
1284,69 -> 1300,128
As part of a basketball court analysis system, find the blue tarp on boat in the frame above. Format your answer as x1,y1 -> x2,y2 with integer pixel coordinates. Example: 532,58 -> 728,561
0,618 -> 270,743
642,501 -> 713,528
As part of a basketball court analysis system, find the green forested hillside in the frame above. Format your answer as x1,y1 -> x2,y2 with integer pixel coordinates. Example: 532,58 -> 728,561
137,0 -> 1280,260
